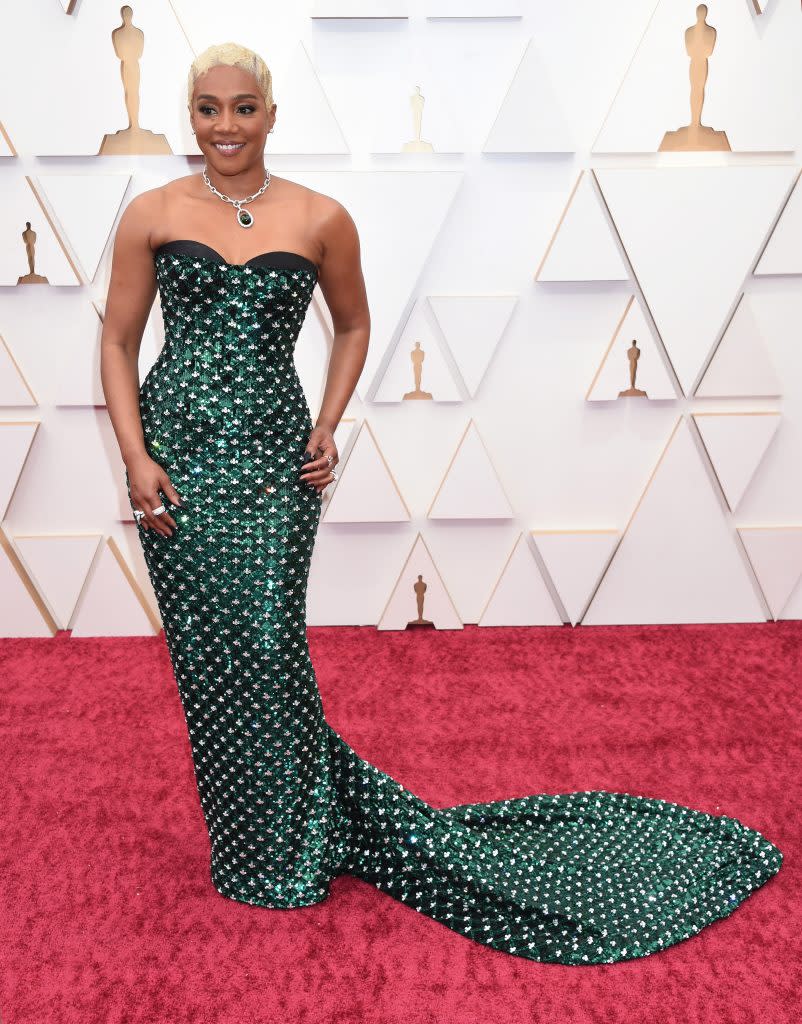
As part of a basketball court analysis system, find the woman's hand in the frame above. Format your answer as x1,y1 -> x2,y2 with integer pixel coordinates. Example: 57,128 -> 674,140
299,427 -> 339,494
127,452 -> 182,536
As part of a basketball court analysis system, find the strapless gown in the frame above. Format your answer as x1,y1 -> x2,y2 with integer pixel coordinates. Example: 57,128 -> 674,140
126,238 -> 782,965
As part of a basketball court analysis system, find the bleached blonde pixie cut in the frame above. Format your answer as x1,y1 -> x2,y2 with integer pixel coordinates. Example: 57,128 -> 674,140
186,42 -> 274,111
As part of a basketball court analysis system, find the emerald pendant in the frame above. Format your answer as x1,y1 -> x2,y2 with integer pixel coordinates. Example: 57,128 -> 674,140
237,207 -> 254,228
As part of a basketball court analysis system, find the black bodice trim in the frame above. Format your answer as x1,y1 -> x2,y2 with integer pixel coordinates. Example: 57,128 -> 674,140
154,238 -> 319,275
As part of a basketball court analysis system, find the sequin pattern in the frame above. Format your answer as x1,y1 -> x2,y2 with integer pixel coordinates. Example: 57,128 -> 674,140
126,241 -> 783,964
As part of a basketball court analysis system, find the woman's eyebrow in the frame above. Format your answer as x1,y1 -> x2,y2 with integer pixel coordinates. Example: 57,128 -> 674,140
196,92 -> 259,101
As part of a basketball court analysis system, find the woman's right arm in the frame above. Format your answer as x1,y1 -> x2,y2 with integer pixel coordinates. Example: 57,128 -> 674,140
100,190 -> 180,537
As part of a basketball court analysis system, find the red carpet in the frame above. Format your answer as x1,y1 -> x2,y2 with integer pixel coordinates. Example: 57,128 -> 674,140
0,622 -> 799,1023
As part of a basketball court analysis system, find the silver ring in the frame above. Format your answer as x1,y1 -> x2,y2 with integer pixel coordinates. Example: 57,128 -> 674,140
152,504 -> 166,516
325,454 -> 334,466
330,470 -> 338,481
133,509 -> 145,521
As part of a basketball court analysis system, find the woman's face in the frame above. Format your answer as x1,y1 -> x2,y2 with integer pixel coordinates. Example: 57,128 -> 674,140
189,64 -> 275,173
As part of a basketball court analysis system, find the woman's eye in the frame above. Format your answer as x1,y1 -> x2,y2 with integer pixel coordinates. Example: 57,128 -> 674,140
198,105 -> 254,115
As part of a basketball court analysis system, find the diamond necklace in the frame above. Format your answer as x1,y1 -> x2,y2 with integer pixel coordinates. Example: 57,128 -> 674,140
202,165 -> 271,228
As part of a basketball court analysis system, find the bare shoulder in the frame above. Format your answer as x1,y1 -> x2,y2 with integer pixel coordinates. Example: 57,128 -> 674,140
116,182 -> 167,237
304,188 -> 358,249
273,176 -> 353,224
117,176 -> 197,249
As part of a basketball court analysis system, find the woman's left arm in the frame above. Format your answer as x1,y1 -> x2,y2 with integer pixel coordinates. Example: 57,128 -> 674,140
300,198 -> 370,492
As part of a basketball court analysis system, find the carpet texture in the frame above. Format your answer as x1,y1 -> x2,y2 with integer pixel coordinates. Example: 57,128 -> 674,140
0,621 -> 798,1024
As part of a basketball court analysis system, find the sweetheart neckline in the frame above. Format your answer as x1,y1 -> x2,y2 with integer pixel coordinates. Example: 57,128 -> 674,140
153,238 -> 319,275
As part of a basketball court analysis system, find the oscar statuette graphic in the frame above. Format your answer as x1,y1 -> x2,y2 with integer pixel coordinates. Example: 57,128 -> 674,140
402,342 -> 433,400
659,3 -> 730,152
402,85 -> 434,152
99,5 -> 171,154
406,574 -> 434,628
618,340 -> 648,398
17,222 -> 49,285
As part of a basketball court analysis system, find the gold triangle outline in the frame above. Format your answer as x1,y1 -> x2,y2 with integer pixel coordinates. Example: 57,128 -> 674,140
284,40 -> 351,153
166,0 -> 198,58
0,331 -> 37,405
0,420 -> 40,519
686,413 -> 773,615
321,417 -> 412,523
426,416 -> 515,519
694,292 -> 781,398
23,175 -> 82,284
318,416 -> 358,511
736,524 -> 802,619
426,293 -> 518,398
0,527 -> 58,635
585,293 -> 680,401
0,120 -> 18,156
590,0 -> 663,154
39,172 -> 132,283
376,529 -> 463,630
477,530 -> 563,626
12,531 -> 103,627
106,536 -> 161,634
579,414 -> 682,622
535,169 -> 585,281
530,527 -> 620,625
691,410 -> 781,514
371,294 -> 460,402
591,168 -> 685,395
582,415 -> 773,622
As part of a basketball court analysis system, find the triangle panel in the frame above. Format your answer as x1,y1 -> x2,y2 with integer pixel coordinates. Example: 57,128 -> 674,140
583,418 -> 766,624
427,295 -> 517,397
483,37 -> 574,153
537,172 -> 628,282
14,534 -> 102,628
479,533 -> 562,626
322,420 -> 410,523
533,529 -> 619,626
695,294 -> 781,397
694,412 -> 781,512
374,300 -> 461,403
377,533 -> 462,630
586,295 -> 676,401
596,166 -> 795,394
428,420 -> 514,520
738,526 -> 802,619
35,174 -> 130,281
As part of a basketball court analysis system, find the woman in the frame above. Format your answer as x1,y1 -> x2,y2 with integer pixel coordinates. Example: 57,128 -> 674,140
100,42 -> 781,965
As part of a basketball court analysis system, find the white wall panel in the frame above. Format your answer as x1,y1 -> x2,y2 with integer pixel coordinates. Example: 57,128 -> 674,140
1,1 -> 801,632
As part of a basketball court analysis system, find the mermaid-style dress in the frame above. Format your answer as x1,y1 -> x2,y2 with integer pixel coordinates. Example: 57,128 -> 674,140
127,238 -> 782,965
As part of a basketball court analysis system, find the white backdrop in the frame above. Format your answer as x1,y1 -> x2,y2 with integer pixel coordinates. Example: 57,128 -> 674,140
1,0 -> 802,636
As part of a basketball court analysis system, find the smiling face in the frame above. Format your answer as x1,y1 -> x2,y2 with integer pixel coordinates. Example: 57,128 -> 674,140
188,64 -> 276,173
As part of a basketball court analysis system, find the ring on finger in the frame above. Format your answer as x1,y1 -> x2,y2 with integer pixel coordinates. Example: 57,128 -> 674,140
152,505 -> 166,516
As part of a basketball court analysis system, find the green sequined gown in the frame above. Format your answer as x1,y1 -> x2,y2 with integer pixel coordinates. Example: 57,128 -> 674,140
127,239 -> 782,965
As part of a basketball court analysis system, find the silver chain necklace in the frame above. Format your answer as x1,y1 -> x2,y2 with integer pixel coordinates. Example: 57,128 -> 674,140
202,165 -> 271,228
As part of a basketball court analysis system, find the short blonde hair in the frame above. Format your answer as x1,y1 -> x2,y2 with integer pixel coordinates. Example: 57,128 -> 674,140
187,42 -> 274,111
